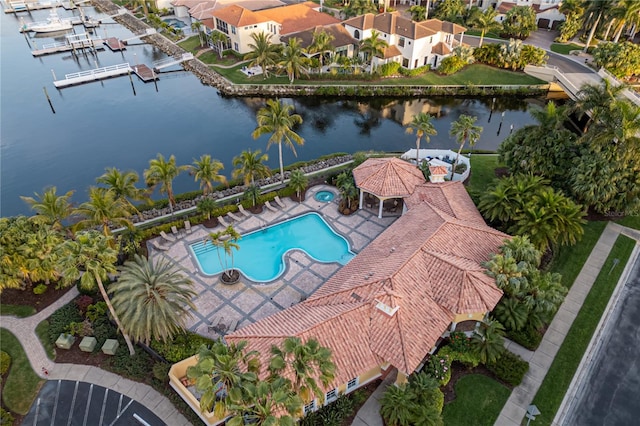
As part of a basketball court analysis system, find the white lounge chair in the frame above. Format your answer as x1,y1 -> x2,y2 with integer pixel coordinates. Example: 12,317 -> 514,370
265,201 -> 278,212
217,216 -> 231,227
184,220 -> 192,234
149,240 -> 169,251
238,204 -> 251,217
228,212 -> 242,221
274,196 -> 286,208
171,225 -> 181,238
160,231 -> 176,243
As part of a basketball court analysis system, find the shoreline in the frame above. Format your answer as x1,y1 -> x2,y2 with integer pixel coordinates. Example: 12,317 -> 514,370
91,0 -> 549,98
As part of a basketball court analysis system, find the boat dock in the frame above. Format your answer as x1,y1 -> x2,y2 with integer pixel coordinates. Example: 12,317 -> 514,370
4,0 -> 89,12
104,37 -> 126,51
52,62 -> 159,88
32,33 -> 104,56
19,15 -> 82,32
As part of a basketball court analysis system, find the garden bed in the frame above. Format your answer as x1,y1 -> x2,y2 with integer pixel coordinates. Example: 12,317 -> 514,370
1,285 -> 74,315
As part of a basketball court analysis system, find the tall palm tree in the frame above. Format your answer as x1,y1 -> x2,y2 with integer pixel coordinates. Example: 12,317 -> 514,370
469,7 -> 501,46
405,112 -> 437,165
187,341 -> 260,418
60,231 -> 136,355
244,184 -> 262,207
308,29 -> 334,73
268,336 -> 336,403
612,0 -> 640,41
190,154 -> 227,195
144,153 -> 188,214
252,100 -> 304,184
109,255 -> 196,344
191,20 -> 204,47
244,32 -> 281,78
232,149 -> 271,186
359,30 -> 388,73
449,114 -> 482,179
96,167 -> 148,214
208,31 -> 229,59
288,169 -> 308,201
279,37 -> 309,84
20,186 -> 74,230
227,377 -> 302,426
583,0 -> 614,51
73,187 -> 133,237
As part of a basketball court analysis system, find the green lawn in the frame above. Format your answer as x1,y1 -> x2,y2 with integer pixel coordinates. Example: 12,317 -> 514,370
466,154 -> 500,197
547,221 -> 608,289
442,374 -> 511,426
177,35 -> 200,53
36,320 -> 55,360
530,234 -> 636,425
0,328 -> 44,415
465,30 -> 505,40
0,304 -> 36,317
550,43 -> 584,55
617,215 -> 640,230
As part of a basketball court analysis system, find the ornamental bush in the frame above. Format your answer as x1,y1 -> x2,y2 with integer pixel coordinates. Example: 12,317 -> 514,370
508,325 -> 543,350
0,408 -> 14,425
438,55 -> 467,75
487,351 -> 529,386
378,61 -> 401,77
0,351 -> 11,375
33,284 -> 48,295
150,332 -> 216,363
439,346 -> 481,369
424,352 -> 452,385
47,304 -> 83,343
398,65 -> 430,77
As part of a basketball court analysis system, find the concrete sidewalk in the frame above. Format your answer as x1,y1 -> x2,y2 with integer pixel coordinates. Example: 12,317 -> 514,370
0,287 -> 190,425
495,222 -> 640,425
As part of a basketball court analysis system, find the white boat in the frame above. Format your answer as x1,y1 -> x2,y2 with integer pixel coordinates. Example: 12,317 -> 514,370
26,10 -> 73,33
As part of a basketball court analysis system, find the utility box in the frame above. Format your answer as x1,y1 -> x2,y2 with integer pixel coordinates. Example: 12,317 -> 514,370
55,334 -> 75,350
101,339 -> 119,355
79,336 -> 97,352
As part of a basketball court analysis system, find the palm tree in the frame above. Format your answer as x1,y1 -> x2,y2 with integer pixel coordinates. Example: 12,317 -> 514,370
227,377 -> 302,426
449,114 -> 482,179
244,184 -> 262,207
209,226 -> 241,281
494,297 -> 529,331
359,30 -> 388,73
109,255 -> 196,344
471,318 -> 505,364
73,187 -> 133,237
208,31 -> 229,59
409,5 -> 427,22
612,0 -> 640,41
288,169 -> 308,201
190,154 -> 227,195
96,167 -> 149,214
583,0 -> 614,51
252,99 -> 304,184
191,20 -> 204,47
187,341 -> 260,418
469,7 -> 501,47
573,80 -> 626,129
308,29 -> 334,73
244,32 -> 281,78
268,337 -> 336,403
20,186 -> 74,230
380,383 -> 419,426
232,149 -> 271,186
405,113 -> 437,165
60,231 -> 136,355
197,198 -> 217,220
144,154 -> 188,214
279,37 -> 309,83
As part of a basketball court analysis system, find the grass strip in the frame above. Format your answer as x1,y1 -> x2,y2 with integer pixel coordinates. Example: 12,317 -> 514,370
529,234 -> 636,425
550,43 -> 583,55
0,328 -> 44,415
466,154 -> 500,196
616,215 -> 640,231
0,304 -> 36,318
35,320 -> 55,360
442,374 -> 511,426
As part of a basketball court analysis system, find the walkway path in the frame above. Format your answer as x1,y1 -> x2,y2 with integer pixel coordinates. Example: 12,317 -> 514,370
495,222 -> 640,425
0,287 -> 190,425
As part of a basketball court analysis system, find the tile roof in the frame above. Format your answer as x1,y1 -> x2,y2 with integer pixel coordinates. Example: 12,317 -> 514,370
497,1 -> 516,13
210,4 -> 271,26
352,157 -> 426,198
226,168 -> 507,392
342,13 -> 465,39
258,2 -> 340,35
432,41 -> 451,55
381,44 -> 402,59
281,24 -> 356,50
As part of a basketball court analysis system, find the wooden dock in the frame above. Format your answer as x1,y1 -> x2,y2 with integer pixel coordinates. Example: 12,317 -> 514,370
53,63 -> 132,88
103,37 -> 126,51
32,33 -> 104,56
5,1 -> 62,13
131,64 -> 158,82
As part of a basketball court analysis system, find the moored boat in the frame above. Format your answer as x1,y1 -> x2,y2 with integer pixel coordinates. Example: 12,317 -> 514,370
23,10 -> 73,33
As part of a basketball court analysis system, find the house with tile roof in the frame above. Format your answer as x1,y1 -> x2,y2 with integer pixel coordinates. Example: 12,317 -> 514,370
171,0 -> 285,23
205,2 -> 340,54
342,12 -> 466,70
281,24 -> 358,65
168,158 -> 508,424
473,0 -> 564,30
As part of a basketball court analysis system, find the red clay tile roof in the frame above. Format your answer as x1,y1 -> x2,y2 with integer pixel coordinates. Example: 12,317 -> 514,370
258,3 -> 340,35
429,165 -> 449,176
342,13 -> 465,38
281,24 -> 356,50
497,1 -> 516,13
381,44 -> 402,59
210,4 -> 271,27
226,172 -> 507,392
353,157 -> 426,198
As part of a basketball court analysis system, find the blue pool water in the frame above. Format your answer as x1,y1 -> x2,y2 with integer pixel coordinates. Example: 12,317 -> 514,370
315,191 -> 335,202
190,212 -> 354,282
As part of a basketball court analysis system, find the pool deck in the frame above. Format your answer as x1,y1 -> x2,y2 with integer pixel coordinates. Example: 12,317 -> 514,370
148,185 -> 399,339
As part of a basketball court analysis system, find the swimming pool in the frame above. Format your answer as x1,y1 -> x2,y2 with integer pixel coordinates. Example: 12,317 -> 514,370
190,212 -> 354,282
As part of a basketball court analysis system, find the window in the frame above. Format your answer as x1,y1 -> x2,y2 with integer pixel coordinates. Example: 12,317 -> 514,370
347,378 -> 359,391
398,37 -> 405,47
216,18 -> 228,34
233,42 -> 239,51
231,26 -> 236,35
325,388 -> 338,404
354,29 -> 360,39
424,56 -> 429,66
304,400 -> 316,414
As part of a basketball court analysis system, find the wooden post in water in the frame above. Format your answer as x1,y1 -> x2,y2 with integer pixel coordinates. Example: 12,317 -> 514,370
51,69 -> 57,80
128,70 -> 136,96
43,87 -> 55,114
152,67 -> 158,92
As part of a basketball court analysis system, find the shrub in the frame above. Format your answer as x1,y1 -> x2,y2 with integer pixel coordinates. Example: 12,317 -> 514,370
0,408 -> 14,425
455,163 -> 468,174
438,55 -> 467,75
76,279 -> 98,297
108,342 -> 153,380
75,295 -> 94,316
92,317 -> 117,348
33,284 -> 48,295
508,326 -> 542,350
424,352 -> 452,385
378,61 -> 401,77
85,302 -> 108,323
439,346 -> 481,368
150,332 -> 216,363
0,351 -> 11,375
487,351 -> 529,386
152,362 -> 171,382
448,331 -> 472,352
47,304 -> 83,343
398,65 -> 430,77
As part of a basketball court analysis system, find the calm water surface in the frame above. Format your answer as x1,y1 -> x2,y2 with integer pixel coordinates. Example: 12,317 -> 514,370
0,6 -> 541,217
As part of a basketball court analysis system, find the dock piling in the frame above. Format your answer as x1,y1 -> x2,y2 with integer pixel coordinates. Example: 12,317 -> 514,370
43,87 -> 55,114
128,70 -> 136,96
51,69 -> 56,80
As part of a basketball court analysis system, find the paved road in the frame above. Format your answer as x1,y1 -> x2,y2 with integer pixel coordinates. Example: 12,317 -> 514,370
562,252 -> 640,425
22,380 -> 166,426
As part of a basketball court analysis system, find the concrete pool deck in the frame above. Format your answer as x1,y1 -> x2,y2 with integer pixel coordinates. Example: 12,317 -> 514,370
148,185 -> 399,338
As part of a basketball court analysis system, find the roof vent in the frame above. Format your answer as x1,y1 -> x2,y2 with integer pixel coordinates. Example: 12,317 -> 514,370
351,292 -> 362,301
375,299 -> 399,317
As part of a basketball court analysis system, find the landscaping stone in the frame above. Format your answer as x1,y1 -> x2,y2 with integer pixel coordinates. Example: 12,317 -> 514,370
79,336 -> 97,352
101,339 -> 119,355
55,333 -> 75,350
